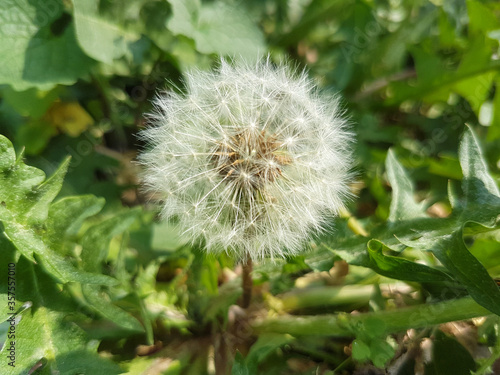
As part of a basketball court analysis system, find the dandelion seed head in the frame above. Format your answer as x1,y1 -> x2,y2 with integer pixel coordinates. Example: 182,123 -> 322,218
139,58 -> 354,261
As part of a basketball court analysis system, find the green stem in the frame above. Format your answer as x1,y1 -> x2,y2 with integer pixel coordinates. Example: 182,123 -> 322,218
275,285 -> 374,311
333,357 -> 352,374
253,297 -> 492,336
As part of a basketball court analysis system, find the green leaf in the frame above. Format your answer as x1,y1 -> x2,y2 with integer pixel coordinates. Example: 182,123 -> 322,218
80,210 -> 143,331
1,87 -> 60,118
80,284 -> 144,332
245,333 -> 293,372
151,220 -> 186,251
46,195 -> 106,247
16,119 -> 58,155
386,149 -> 426,222
322,127 -> 500,315
488,76 -> 500,141
425,330 -> 476,375
0,0 -> 93,90
366,240 -> 451,283
387,36 -> 500,107
81,209 -> 140,272
231,351 -> 250,375
467,0 -> 500,35
0,258 -> 122,375
24,157 -> 71,225
139,1 -> 175,51
431,229 -> 500,315
390,127 -> 500,314
275,0 -> 353,47
166,0 -> 265,59
0,233 -> 20,321
0,135 -> 116,286
458,125 -> 500,207
369,340 -> 395,368
453,70 -> 495,116
72,0 -> 140,64
351,339 -> 370,361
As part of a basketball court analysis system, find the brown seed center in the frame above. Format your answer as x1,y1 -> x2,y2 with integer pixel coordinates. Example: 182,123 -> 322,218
212,129 -> 291,188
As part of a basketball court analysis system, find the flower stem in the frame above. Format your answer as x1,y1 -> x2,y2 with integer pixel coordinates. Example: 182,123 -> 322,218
252,296 -> 492,336
240,256 -> 253,308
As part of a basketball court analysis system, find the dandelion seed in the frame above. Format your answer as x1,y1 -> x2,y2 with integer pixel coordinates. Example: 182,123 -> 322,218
139,58 -> 353,261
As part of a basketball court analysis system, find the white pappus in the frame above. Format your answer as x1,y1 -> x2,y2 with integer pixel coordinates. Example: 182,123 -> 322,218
138,58 -> 354,261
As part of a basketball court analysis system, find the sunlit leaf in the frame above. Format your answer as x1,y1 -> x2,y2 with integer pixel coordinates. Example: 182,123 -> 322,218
0,0 -> 92,90
166,0 -> 265,59
72,0 -> 140,64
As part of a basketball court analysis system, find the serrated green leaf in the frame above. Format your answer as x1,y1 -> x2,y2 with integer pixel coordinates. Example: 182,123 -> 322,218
431,230 -> 500,315
0,1 -> 93,90
0,233 -> 20,321
321,126 -> 500,315
389,127 -> 500,314
0,135 -> 16,169
46,195 -> 105,245
0,259 -> 122,375
459,126 -> 500,205
24,157 -> 71,225
388,128 -> 500,314
386,149 -> 426,222
80,210 -> 143,331
166,0 -> 264,59
0,135 -> 116,286
81,209 -> 140,272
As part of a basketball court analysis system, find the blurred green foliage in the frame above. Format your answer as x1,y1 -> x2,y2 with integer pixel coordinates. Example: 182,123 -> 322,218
1,0 -> 500,374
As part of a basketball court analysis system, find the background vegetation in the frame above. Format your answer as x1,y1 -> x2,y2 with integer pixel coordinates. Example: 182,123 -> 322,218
1,0 -> 500,374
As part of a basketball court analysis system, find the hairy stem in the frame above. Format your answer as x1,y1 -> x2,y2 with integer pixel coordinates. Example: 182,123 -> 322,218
253,296 -> 492,336
240,256 -> 253,308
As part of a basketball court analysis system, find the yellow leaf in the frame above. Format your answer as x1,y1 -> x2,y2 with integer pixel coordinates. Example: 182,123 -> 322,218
46,101 -> 94,137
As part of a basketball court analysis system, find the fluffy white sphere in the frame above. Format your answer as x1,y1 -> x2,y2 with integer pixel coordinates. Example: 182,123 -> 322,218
139,58 -> 353,260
